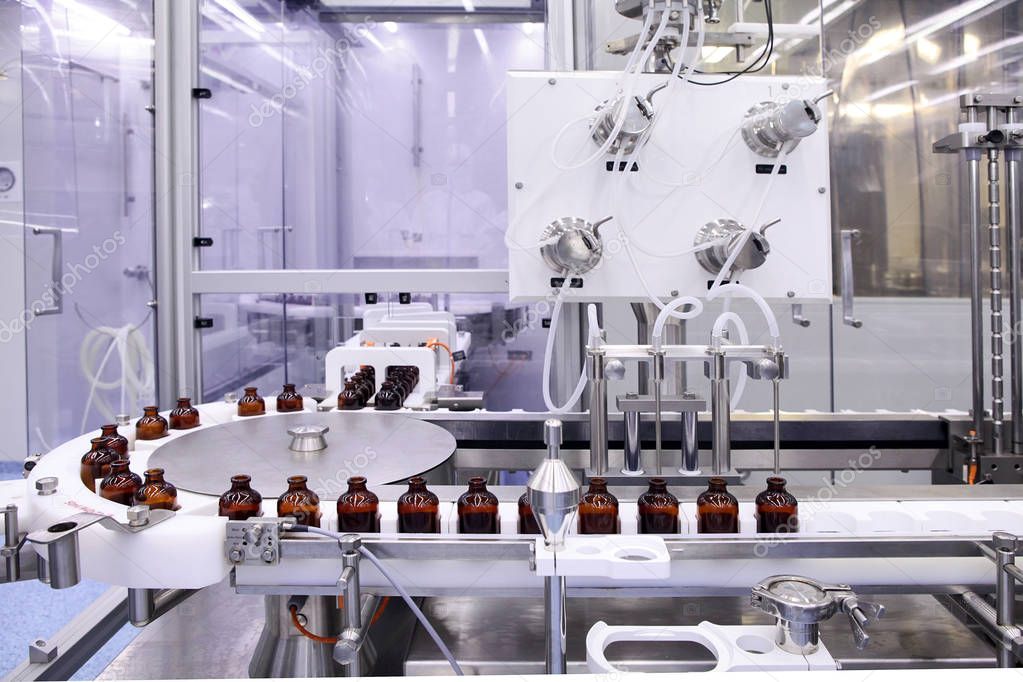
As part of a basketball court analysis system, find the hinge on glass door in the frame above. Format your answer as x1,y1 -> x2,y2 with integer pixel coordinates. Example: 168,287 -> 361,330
193,237 -> 213,247
194,317 -> 214,329
192,88 -> 212,100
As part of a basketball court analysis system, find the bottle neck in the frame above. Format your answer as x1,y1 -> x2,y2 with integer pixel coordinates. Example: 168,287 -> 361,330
648,478 -> 668,493
145,470 -> 165,484
407,478 -> 427,493
143,407 -> 158,416
176,398 -> 191,407
588,478 -> 608,494
231,477 -> 251,491
287,478 -> 308,491
708,478 -> 728,493
110,461 -> 129,474
283,384 -> 296,393
467,478 -> 487,493
766,477 -> 787,492
100,425 -> 117,436
244,388 -> 258,396
347,478 -> 367,493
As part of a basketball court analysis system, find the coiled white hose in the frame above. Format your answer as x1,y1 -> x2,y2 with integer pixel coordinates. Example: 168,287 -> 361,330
542,279 -> 602,413
651,295 -> 703,350
79,325 -> 155,432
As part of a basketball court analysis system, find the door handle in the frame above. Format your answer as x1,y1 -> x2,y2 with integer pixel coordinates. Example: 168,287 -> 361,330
840,228 -> 862,328
32,226 -> 63,317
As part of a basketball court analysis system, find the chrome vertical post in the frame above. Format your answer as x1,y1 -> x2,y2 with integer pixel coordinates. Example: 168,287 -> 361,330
651,351 -> 665,475
621,397 -> 643,476
710,352 -> 731,475
967,146 -> 986,438
988,107 -> 1006,455
680,396 -> 699,474
587,348 -> 607,475
545,575 -> 567,674
994,532 -> 1018,667
2,505 -> 19,583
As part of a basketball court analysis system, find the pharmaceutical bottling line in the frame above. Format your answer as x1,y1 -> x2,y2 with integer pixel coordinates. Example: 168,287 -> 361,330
5,0 -> 1023,678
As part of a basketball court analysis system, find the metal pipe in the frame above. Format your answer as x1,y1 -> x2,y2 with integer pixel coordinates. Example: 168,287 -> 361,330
3,505 -> 19,583
994,531 -> 1018,667
652,351 -> 665,475
631,303 -> 650,394
1007,129 -> 1022,452
988,105 -> 1006,455
710,352 -> 731,475
128,588 -> 155,627
967,149 -> 986,438
622,400 -> 643,475
680,400 -> 699,474
544,575 -> 567,674
773,378 -> 782,475
588,349 -> 607,475
336,547 -> 364,677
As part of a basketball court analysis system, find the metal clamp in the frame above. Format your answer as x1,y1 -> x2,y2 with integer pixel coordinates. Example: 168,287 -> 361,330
31,226 -> 64,316
26,509 -> 174,589
751,575 -> 884,654
226,519 -> 284,566
840,229 -> 863,328
791,303 -> 810,328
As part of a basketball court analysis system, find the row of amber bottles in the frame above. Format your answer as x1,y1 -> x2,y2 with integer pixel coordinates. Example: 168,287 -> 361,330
338,366 -> 377,410
91,458 -> 179,510
214,474 -> 797,535
339,365 -> 420,411
238,384 -> 305,417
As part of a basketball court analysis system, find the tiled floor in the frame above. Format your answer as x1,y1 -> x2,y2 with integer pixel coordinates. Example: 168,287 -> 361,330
0,462 -> 138,680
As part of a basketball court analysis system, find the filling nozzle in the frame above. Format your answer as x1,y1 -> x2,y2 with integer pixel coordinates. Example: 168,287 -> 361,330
527,419 -> 581,551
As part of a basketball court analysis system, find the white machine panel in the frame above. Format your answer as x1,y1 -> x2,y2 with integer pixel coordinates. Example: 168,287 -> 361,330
506,72 -> 833,301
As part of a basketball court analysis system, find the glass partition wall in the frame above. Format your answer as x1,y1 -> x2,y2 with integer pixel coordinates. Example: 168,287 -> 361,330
188,0 -> 1023,414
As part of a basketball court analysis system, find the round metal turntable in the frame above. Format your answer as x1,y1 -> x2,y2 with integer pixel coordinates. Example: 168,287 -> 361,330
147,412 -> 456,499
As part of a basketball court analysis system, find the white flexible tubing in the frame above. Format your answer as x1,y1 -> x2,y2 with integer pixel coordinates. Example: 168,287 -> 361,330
711,311 -> 750,409
651,295 -> 704,350
707,282 -> 780,346
707,143 -> 792,292
79,325 -> 155,433
550,9 -> 668,171
541,281 -> 601,413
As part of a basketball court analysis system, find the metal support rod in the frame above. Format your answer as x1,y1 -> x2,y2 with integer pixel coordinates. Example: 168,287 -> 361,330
772,378 -> 781,475
3,504 -> 20,583
588,349 -> 608,475
995,531 -> 1018,667
1007,135 -> 1022,453
544,575 -> 567,674
651,351 -> 665,475
710,352 -> 731,475
631,303 -> 650,394
622,401 -> 643,476
967,149 -> 987,438
988,105 -> 1005,455
337,546 -> 364,677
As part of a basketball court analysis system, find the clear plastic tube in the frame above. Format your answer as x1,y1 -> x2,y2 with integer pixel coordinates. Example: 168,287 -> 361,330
707,282 -> 780,345
542,281 -> 601,413
711,311 -> 750,409
651,295 -> 703,350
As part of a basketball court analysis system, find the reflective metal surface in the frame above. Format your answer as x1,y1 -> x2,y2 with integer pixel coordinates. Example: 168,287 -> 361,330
148,413 -> 456,497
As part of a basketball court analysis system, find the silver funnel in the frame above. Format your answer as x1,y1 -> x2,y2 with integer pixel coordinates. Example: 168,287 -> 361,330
527,419 -> 581,550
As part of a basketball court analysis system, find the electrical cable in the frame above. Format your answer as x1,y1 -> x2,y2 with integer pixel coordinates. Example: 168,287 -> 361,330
284,524 -> 464,676
426,338 -> 456,384
688,0 -> 774,86
289,605 -> 338,644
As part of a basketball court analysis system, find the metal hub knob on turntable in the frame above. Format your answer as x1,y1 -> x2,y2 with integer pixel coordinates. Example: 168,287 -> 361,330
288,424 -> 329,453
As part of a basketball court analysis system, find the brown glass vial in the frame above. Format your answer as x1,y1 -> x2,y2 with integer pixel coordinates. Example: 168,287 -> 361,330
80,437 -> 120,492
276,384 -> 304,413
338,380 -> 366,410
277,475 -> 322,527
218,475 -> 263,521
135,406 -> 169,441
374,381 -> 403,411
638,478 -> 681,535
134,468 -> 179,510
99,459 -> 143,505
397,476 -> 440,533
98,424 -> 129,458
756,477 -> 798,533
337,476 -> 380,532
359,365 -> 376,392
578,477 -> 620,535
169,397 -> 200,430
518,492 -> 541,534
457,477 -> 500,534
237,387 -> 266,417
696,477 -> 739,534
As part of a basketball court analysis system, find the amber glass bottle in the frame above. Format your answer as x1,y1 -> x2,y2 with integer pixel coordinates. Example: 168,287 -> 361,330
359,365 -> 376,392
219,475 -> 263,520
80,437 -> 120,492
99,459 -> 143,505
578,477 -> 620,534
351,373 -> 373,403
697,477 -> 739,534
277,475 -> 322,527
134,468 -> 179,510
169,397 -> 200,430
337,476 -> 380,532
756,477 -> 798,533
458,477 -> 500,534
638,478 -> 681,535
518,492 -> 541,534
397,477 -> 440,533
136,406 -> 169,441
237,387 -> 266,417
98,424 -> 129,458
338,380 -> 365,410
276,384 -> 304,413
374,381 -> 403,410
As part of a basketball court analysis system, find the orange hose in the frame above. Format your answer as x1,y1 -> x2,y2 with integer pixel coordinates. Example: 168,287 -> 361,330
289,605 -> 338,644
968,462 -> 978,485
427,339 -> 456,383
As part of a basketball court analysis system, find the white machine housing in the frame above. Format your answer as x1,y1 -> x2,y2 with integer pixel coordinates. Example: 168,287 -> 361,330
506,72 -> 833,301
